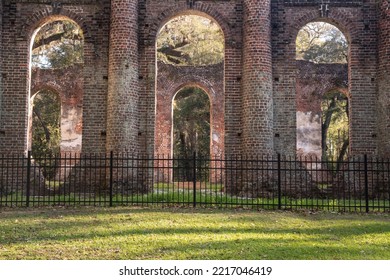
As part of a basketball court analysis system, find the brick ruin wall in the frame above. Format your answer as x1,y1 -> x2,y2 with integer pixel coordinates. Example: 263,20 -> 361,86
31,66 -> 83,154
32,59 -> 347,158
378,0 -> 390,157
0,0 -> 389,159
296,61 -> 348,158
155,62 -> 225,157
0,1 -> 2,140
0,0 -> 110,155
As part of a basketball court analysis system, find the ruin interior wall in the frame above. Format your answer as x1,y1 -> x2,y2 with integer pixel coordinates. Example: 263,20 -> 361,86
0,0 -> 387,159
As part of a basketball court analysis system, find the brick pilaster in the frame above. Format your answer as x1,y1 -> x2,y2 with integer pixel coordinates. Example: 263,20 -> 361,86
377,0 -> 390,157
107,0 -> 140,153
242,0 -> 274,156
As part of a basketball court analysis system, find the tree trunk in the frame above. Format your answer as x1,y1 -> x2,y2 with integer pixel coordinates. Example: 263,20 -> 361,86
322,98 -> 336,160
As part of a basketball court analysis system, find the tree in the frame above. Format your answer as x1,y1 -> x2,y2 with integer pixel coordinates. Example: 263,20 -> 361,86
30,20 -> 84,171
173,87 -> 210,158
296,22 -> 348,64
157,15 -> 221,180
321,92 -> 349,168
173,87 -> 210,181
32,20 -> 83,69
31,90 -> 61,178
157,15 -> 224,66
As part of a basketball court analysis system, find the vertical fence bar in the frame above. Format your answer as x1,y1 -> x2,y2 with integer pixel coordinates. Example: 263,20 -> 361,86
193,152 -> 197,208
3,151 -> 390,212
364,154 -> 369,213
3,154 -> 7,206
26,151 -> 31,207
277,153 -> 282,210
12,154 -> 16,206
109,151 -> 114,207
374,157 -> 378,212
0,154 -> 2,205
387,158 -> 390,212
13,154 -> 17,206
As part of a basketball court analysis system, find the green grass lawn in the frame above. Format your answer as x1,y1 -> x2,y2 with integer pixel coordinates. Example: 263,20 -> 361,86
0,207 -> 389,260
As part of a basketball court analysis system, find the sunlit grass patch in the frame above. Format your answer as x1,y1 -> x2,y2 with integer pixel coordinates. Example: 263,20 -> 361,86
0,207 -> 389,260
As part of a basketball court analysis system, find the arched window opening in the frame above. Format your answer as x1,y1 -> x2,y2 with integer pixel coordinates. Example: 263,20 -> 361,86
296,22 -> 348,64
32,20 -> 84,69
154,13 -> 225,160
296,21 -> 349,165
172,87 -> 210,181
31,89 -> 61,179
157,15 -> 224,66
29,19 -> 84,155
321,91 -> 349,168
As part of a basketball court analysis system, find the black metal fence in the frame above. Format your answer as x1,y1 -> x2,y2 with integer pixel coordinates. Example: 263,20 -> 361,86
0,152 -> 389,212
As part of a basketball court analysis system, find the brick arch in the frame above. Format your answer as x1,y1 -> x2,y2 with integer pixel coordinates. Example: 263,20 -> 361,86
171,83 -> 215,156
322,87 -> 350,100
139,3 -> 234,159
29,81 -> 83,155
30,85 -> 64,103
149,4 -> 231,46
316,85 -> 350,103
161,73 -> 220,103
295,60 -> 349,158
290,10 -> 373,157
30,66 -> 83,103
23,8 -> 91,43
155,62 -> 224,157
291,10 -> 355,45
289,10 -> 354,83
171,82 -> 214,103
25,10 -> 92,153
290,10 -> 355,95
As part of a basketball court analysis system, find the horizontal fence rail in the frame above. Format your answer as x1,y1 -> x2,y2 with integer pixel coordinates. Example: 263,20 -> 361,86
0,152 -> 389,212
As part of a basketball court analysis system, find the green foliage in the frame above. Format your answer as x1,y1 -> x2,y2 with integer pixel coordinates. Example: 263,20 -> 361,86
157,15 -> 224,66
32,20 -> 84,69
296,22 -> 350,165
296,22 -> 348,64
31,90 -> 61,178
173,87 -> 210,181
157,15 -> 221,179
321,92 -> 349,166
30,20 -> 83,177
173,87 -> 210,158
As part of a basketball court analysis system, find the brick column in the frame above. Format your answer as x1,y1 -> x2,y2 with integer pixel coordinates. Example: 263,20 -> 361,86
0,1 -> 3,139
378,0 -> 390,157
107,0 -> 140,153
242,0 -> 274,156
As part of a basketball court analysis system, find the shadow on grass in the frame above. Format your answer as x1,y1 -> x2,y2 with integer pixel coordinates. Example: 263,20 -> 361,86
131,237 -> 387,260
1,208 -> 389,256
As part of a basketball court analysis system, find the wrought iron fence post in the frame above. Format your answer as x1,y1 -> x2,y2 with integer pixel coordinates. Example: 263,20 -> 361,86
277,153 -> 282,210
109,151 -> 114,207
364,154 -> 369,213
26,151 -> 31,207
193,152 -> 197,208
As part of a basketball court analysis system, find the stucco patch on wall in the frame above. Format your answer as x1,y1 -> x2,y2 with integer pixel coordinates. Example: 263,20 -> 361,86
296,111 -> 322,158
